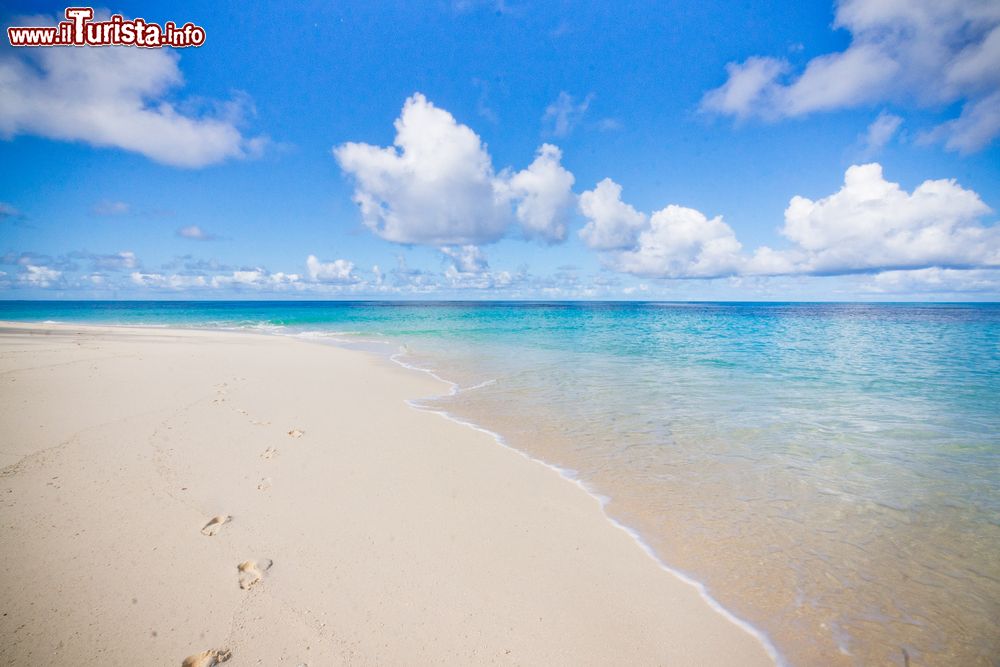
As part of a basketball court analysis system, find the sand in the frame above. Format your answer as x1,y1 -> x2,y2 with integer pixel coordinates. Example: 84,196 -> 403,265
0,322 -> 776,666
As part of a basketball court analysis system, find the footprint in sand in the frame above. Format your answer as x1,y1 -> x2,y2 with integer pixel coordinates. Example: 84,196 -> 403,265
287,429 -> 304,438
237,559 -> 272,590
257,477 -> 272,491
251,419 -> 271,426
261,447 -> 277,460
182,648 -> 231,667
200,515 -> 231,536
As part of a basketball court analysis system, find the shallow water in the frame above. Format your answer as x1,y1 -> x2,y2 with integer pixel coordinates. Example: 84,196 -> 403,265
3,301 -> 998,665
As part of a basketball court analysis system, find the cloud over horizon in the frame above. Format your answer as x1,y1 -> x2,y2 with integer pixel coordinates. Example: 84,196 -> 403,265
306,255 -> 358,284
580,163 -> 999,279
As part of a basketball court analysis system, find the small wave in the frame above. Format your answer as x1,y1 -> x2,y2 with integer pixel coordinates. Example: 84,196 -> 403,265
387,346 -> 784,666
390,349 -> 463,396
459,378 -> 498,393
294,330 -> 365,338
244,322 -> 287,332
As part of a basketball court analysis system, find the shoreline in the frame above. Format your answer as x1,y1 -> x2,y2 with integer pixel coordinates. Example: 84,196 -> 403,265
7,319 -> 783,660
386,350 -> 783,665
0,323 -> 780,664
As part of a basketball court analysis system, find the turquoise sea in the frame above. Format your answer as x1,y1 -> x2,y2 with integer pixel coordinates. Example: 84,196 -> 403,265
2,301 -> 998,665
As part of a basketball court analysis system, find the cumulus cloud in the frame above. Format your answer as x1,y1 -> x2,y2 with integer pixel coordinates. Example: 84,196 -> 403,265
334,93 -> 575,246
129,265 -> 303,291
440,245 -> 489,274
3,248 -> 379,293
614,206 -> 745,279
866,267 -> 1000,295
578,180 -> 744,278
752,163 -> 998,274
0,14 -> 263,167
217,269 -> 300,288
505,144 -> 575,242
305,255 -> 357,283
701,0 -> 1000,151
334,94 -> 511,245
578,178 -> 648,250
130,271 -> 208,289
542,91 -> 593,137
19,265 -> 61,286
581,164 -> 999,279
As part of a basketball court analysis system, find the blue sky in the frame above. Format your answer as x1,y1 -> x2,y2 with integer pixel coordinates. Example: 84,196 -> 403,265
2,0 -> 999,300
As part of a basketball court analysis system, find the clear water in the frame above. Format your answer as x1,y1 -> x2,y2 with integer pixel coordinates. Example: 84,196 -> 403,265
2,301 -> 998,665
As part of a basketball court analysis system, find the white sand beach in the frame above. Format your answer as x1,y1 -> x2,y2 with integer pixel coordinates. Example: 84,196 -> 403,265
0,322 -> 775,666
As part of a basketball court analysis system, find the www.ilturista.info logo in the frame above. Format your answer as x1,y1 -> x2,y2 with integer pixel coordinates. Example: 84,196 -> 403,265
7,7 -> 206,48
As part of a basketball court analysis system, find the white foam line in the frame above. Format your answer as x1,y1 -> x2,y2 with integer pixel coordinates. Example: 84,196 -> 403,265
459,377 -> 498,393
388,350 -> 785,666
390,351 -> 462,396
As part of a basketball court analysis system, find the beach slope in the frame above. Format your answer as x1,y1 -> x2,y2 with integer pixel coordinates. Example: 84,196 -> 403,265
0,323 -> 774,665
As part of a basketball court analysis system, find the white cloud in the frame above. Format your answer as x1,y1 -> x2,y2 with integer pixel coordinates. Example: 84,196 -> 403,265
0,15 -> 261,167
866,267 -> 1000,295
542,91 -> 593,137
582,164 -> 999,279
131,268 -> 301,290
753,163 -> 998,274
90,251 -> 137,271
20,264 -> 61,287
578,178 -> 648,251
923,90 -> 1000,153
442,257 -> 520,289
440,245 -> 489,274
130,271 -> 207,289
701,0 -> 1000,151
609,205 -> 744,279
306,255 -> 357,283
443,267 -> 517,289
177,225 -> 217,241
861,111 -> 903,156
700,57 -> 790,121
334,93 -> 575,246
334,93 -> 510,245
506,144 -> 575,242
579,178 -> 744,278
211,269 -> 300,289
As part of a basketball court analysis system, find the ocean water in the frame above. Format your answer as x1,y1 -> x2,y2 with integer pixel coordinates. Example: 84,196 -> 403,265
2,301 -> 998,665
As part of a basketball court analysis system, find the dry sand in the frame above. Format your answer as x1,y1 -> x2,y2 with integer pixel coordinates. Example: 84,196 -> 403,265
0,322 -> 776,666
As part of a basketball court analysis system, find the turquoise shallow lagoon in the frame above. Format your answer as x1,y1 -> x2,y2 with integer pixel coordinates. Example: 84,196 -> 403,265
3,301 -> 998,665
